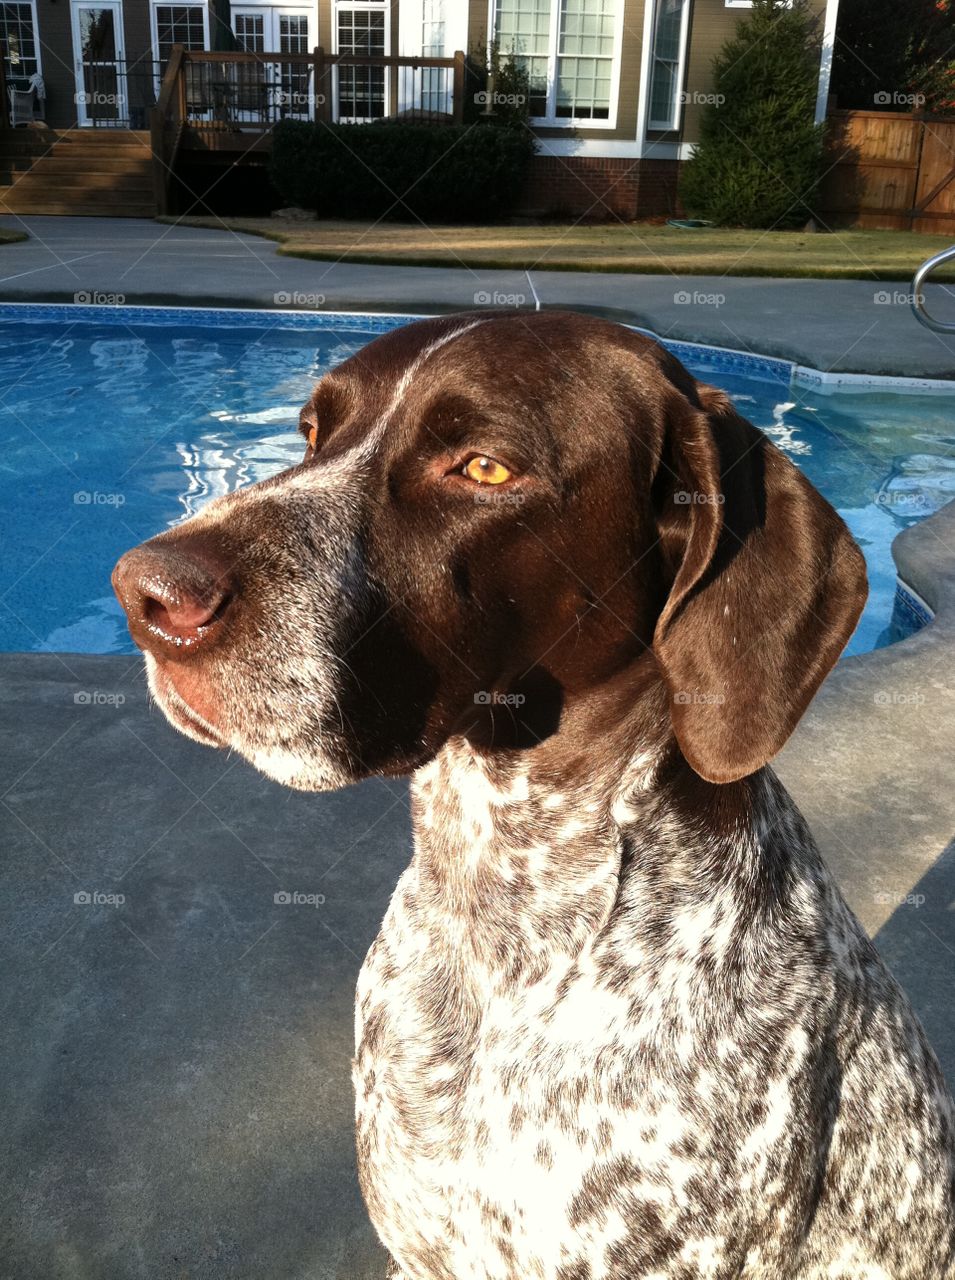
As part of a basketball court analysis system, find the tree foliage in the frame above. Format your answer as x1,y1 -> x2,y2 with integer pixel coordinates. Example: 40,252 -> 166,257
832,0 -> 955,114
679,0 -> 826,228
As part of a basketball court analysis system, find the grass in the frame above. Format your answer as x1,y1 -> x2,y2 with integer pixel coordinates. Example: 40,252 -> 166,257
161,216 -> 955,281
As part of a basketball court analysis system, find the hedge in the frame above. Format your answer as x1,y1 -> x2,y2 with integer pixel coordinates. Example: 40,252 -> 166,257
269,121 -> 535,222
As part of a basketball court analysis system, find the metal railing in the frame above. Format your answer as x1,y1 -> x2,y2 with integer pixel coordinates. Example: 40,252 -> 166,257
73,58 -> 166,128
912,245 -> 955,333
157,47 -> 465,132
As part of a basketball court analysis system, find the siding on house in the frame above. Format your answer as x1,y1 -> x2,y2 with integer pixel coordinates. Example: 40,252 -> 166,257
680,0 -> 828,146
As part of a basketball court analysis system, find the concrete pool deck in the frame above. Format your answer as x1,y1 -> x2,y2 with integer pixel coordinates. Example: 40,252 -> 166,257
1,215 -> 955,377
0,221 -> 954,1277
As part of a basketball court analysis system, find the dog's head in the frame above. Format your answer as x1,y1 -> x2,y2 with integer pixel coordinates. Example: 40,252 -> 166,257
112,311 -> 866,789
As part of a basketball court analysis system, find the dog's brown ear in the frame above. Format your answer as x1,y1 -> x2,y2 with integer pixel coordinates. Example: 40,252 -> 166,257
651,383 -> 867,784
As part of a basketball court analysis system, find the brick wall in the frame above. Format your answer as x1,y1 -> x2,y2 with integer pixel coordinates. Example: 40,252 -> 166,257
516,155 -> 682,222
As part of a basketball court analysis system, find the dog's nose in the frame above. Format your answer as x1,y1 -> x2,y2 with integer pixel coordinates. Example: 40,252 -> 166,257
112,541 -> 234,653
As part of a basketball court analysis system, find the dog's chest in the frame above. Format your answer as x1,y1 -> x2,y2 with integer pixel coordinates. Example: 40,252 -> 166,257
352,864 -> 813,1280
354,872 -> 647,1280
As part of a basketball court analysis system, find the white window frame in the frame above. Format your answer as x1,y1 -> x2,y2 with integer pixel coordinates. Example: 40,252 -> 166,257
230,4 -> 316,52
0,0 -> 43,82
150,1 -> 210,100
646,0 -> 692,132
332,0 -> 390,124
150,0 -> 210,81
488,0 -> 625,131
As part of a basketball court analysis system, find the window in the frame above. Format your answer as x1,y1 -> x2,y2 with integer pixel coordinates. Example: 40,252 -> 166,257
154,4 -> 206,67
0,2 -> 40,82
278,14 -> 310,114
647,0 -> 689,130
420,0 -> 450,114
336,2 -> 387,121
494,0 -> 619,124
233,11 -> 264,50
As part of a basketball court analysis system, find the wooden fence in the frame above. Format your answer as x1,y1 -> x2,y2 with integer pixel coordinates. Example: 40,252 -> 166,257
820,109 -> 955,233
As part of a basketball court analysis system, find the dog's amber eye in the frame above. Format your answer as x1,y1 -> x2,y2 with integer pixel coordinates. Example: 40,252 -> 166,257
463,456 -> 511,485
306,426 -> 319,452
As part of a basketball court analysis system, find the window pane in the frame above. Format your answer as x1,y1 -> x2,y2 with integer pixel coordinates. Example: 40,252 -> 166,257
338,8 -> 385,120
495,0 -> 551,116
648,0 -> 685,127
0,3 -> 38,79
556,0 -> 614,119
155,4 -> 206,65
233,12 -> 264,52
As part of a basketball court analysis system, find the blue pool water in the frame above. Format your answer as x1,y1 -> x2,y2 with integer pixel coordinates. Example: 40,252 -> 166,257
1,309 -> 953,657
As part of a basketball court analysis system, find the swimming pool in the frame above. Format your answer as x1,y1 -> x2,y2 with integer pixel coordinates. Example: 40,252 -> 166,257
0,305 -> 952,657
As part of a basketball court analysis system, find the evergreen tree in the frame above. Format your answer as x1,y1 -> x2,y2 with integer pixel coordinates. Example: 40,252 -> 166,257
679,0 -> 825,228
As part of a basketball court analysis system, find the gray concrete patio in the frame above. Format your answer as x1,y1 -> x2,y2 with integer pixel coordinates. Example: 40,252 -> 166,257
1,215 -> 954,376
2,499 -> 954,1280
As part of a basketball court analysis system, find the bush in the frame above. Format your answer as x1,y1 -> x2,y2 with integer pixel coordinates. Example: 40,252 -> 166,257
679,0 -> 826,228
269,120 -> 535,222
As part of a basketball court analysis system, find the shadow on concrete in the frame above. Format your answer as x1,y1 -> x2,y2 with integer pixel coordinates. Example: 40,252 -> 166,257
1,653 -> 396,1279
873,837 -> 955,1082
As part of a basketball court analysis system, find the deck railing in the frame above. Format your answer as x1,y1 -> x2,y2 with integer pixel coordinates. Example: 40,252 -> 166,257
150,45 -> 466,213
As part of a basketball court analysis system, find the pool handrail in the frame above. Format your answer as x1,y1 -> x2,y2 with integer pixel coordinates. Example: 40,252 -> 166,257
912,245 -> 955,333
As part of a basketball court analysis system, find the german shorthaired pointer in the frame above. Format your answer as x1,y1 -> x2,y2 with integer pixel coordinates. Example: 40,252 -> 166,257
113,312 -> 955,1278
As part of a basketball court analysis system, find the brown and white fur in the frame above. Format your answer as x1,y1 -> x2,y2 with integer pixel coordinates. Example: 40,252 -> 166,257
113,312 -> 955,1278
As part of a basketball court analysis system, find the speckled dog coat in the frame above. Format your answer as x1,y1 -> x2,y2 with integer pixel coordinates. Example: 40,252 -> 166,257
114,312 -> 955,1279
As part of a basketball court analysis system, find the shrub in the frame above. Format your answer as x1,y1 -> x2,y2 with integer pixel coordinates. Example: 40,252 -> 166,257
679,0 -> 826,228
475,43 -> 532,128
269,120 -> 535,222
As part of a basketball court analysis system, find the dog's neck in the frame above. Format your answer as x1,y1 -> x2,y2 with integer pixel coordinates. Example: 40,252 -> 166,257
408,664 -> 760,983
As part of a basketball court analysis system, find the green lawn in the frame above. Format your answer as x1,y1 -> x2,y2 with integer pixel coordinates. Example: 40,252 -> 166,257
162,216 -> 955,281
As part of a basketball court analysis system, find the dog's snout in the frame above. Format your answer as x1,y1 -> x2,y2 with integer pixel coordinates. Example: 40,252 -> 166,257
112,542 -> 234,653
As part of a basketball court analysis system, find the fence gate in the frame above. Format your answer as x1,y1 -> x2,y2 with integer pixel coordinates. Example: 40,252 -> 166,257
820,110 -> 955,233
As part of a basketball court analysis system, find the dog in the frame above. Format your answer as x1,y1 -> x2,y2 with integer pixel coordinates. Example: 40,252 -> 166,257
113,311 -> 955,1279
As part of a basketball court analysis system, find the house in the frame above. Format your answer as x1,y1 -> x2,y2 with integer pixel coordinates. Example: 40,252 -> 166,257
0,0 -> 840,218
